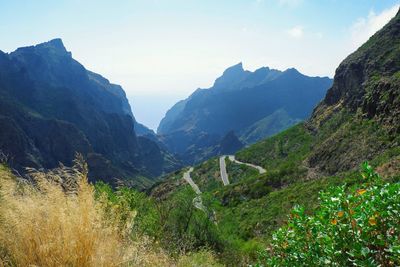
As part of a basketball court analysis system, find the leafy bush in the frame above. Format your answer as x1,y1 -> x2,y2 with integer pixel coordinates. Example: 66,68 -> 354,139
257,163 -> 400,266
157,187 -> 223,254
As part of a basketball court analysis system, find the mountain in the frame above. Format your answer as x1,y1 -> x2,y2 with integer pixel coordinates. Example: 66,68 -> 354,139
150,9 -> 400,265
0,39 -> 180,188
236,7 -> 400,183
134,121 -> 157,136
158,63 -> 332,164
172,130 -> 244,164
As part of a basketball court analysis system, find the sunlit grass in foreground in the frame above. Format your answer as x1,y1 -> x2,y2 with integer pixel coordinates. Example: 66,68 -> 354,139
0,157 -> 172,267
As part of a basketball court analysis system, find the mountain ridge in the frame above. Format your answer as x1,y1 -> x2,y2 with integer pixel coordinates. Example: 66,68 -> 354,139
158,63 -> 332,164
0,39 -> 181,187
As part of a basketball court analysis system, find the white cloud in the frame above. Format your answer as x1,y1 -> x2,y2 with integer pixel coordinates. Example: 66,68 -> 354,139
287,25 -> 304,38
350,4 -> 399,49
278,0 -> 303,8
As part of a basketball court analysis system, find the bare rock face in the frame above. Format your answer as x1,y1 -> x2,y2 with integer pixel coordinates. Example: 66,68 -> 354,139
311,9 -> 400,132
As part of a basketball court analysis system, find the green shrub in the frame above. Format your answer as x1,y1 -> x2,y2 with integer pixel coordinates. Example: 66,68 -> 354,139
177,250 -> 224,267
95,182 -> 161,238
257,162 -> 400,266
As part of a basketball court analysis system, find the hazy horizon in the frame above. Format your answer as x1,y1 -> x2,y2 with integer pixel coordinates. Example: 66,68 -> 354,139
1,0 -> 399,130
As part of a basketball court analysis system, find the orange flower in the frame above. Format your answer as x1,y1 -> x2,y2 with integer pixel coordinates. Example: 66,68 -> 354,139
357,189 -> 367,196
349,209 -> 355,215
331,219 -> 338,225
369,217 -> 377,226
338,211 -> 344,218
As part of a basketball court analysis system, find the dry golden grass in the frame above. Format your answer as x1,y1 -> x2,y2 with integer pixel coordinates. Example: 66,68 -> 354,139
0,161 -> 173,267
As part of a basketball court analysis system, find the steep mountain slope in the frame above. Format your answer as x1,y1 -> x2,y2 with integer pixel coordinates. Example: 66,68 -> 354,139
158,63 -> 332,164
239,108 -> 301,144
150,9 -> 400,265
0,39 -> 180,187
135,121 -> 157,136
237,9 -> 400,185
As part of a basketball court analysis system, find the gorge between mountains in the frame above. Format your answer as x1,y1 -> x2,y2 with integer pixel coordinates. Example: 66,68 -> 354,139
0,39 -> 332,187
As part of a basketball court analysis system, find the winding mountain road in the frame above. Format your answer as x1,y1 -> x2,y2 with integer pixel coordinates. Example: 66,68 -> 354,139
182,167 -> 206,211
183,167 -> 201,194
219,156 -> 230,186
228,155 -> 266,174
218,154 -> 266,186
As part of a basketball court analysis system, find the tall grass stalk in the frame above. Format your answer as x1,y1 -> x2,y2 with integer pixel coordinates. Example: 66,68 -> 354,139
0,158 -> 172,267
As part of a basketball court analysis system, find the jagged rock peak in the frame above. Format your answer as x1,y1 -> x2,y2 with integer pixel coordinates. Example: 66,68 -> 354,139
38,38 -> 66,51
13,38 -> 70,57
223,62 -> 244,74
213,62 -> 247,88
284,67 -> 301,75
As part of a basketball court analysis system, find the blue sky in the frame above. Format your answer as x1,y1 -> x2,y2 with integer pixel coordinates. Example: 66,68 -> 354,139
0,0 -> 399,130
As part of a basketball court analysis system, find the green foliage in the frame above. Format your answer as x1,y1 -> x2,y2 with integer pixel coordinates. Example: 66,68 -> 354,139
257,163 -> 400,266
158,186 -> 224,255
225,159 -> 259,184
191,158 -> 222,192
95,182 -> 160,238
236,123 -> 313,171
150,13 -> 400,265
177,250 -> 224,267
239,109 -> 301,144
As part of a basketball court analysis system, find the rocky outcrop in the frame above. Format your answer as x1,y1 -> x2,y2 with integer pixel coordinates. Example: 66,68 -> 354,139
306,9 -> 400,175
310,9 -> 400,132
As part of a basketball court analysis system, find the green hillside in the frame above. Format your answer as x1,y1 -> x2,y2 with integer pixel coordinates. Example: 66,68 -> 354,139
149,9 -> 400,265
1,5 -> 399,267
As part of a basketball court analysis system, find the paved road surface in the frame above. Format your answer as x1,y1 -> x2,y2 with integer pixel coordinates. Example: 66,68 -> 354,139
183,167 -> 201,194
219,156 -> 230,186
228,155 -> 266,174
182,167 -> 206,211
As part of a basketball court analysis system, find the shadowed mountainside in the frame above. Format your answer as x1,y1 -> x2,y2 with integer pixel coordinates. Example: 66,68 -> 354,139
158,63 -> 332,164
0,39 -> 180,188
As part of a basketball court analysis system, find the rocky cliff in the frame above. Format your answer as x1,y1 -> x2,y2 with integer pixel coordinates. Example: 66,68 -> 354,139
306,9 -> 400,175
0,39 -> 180,187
